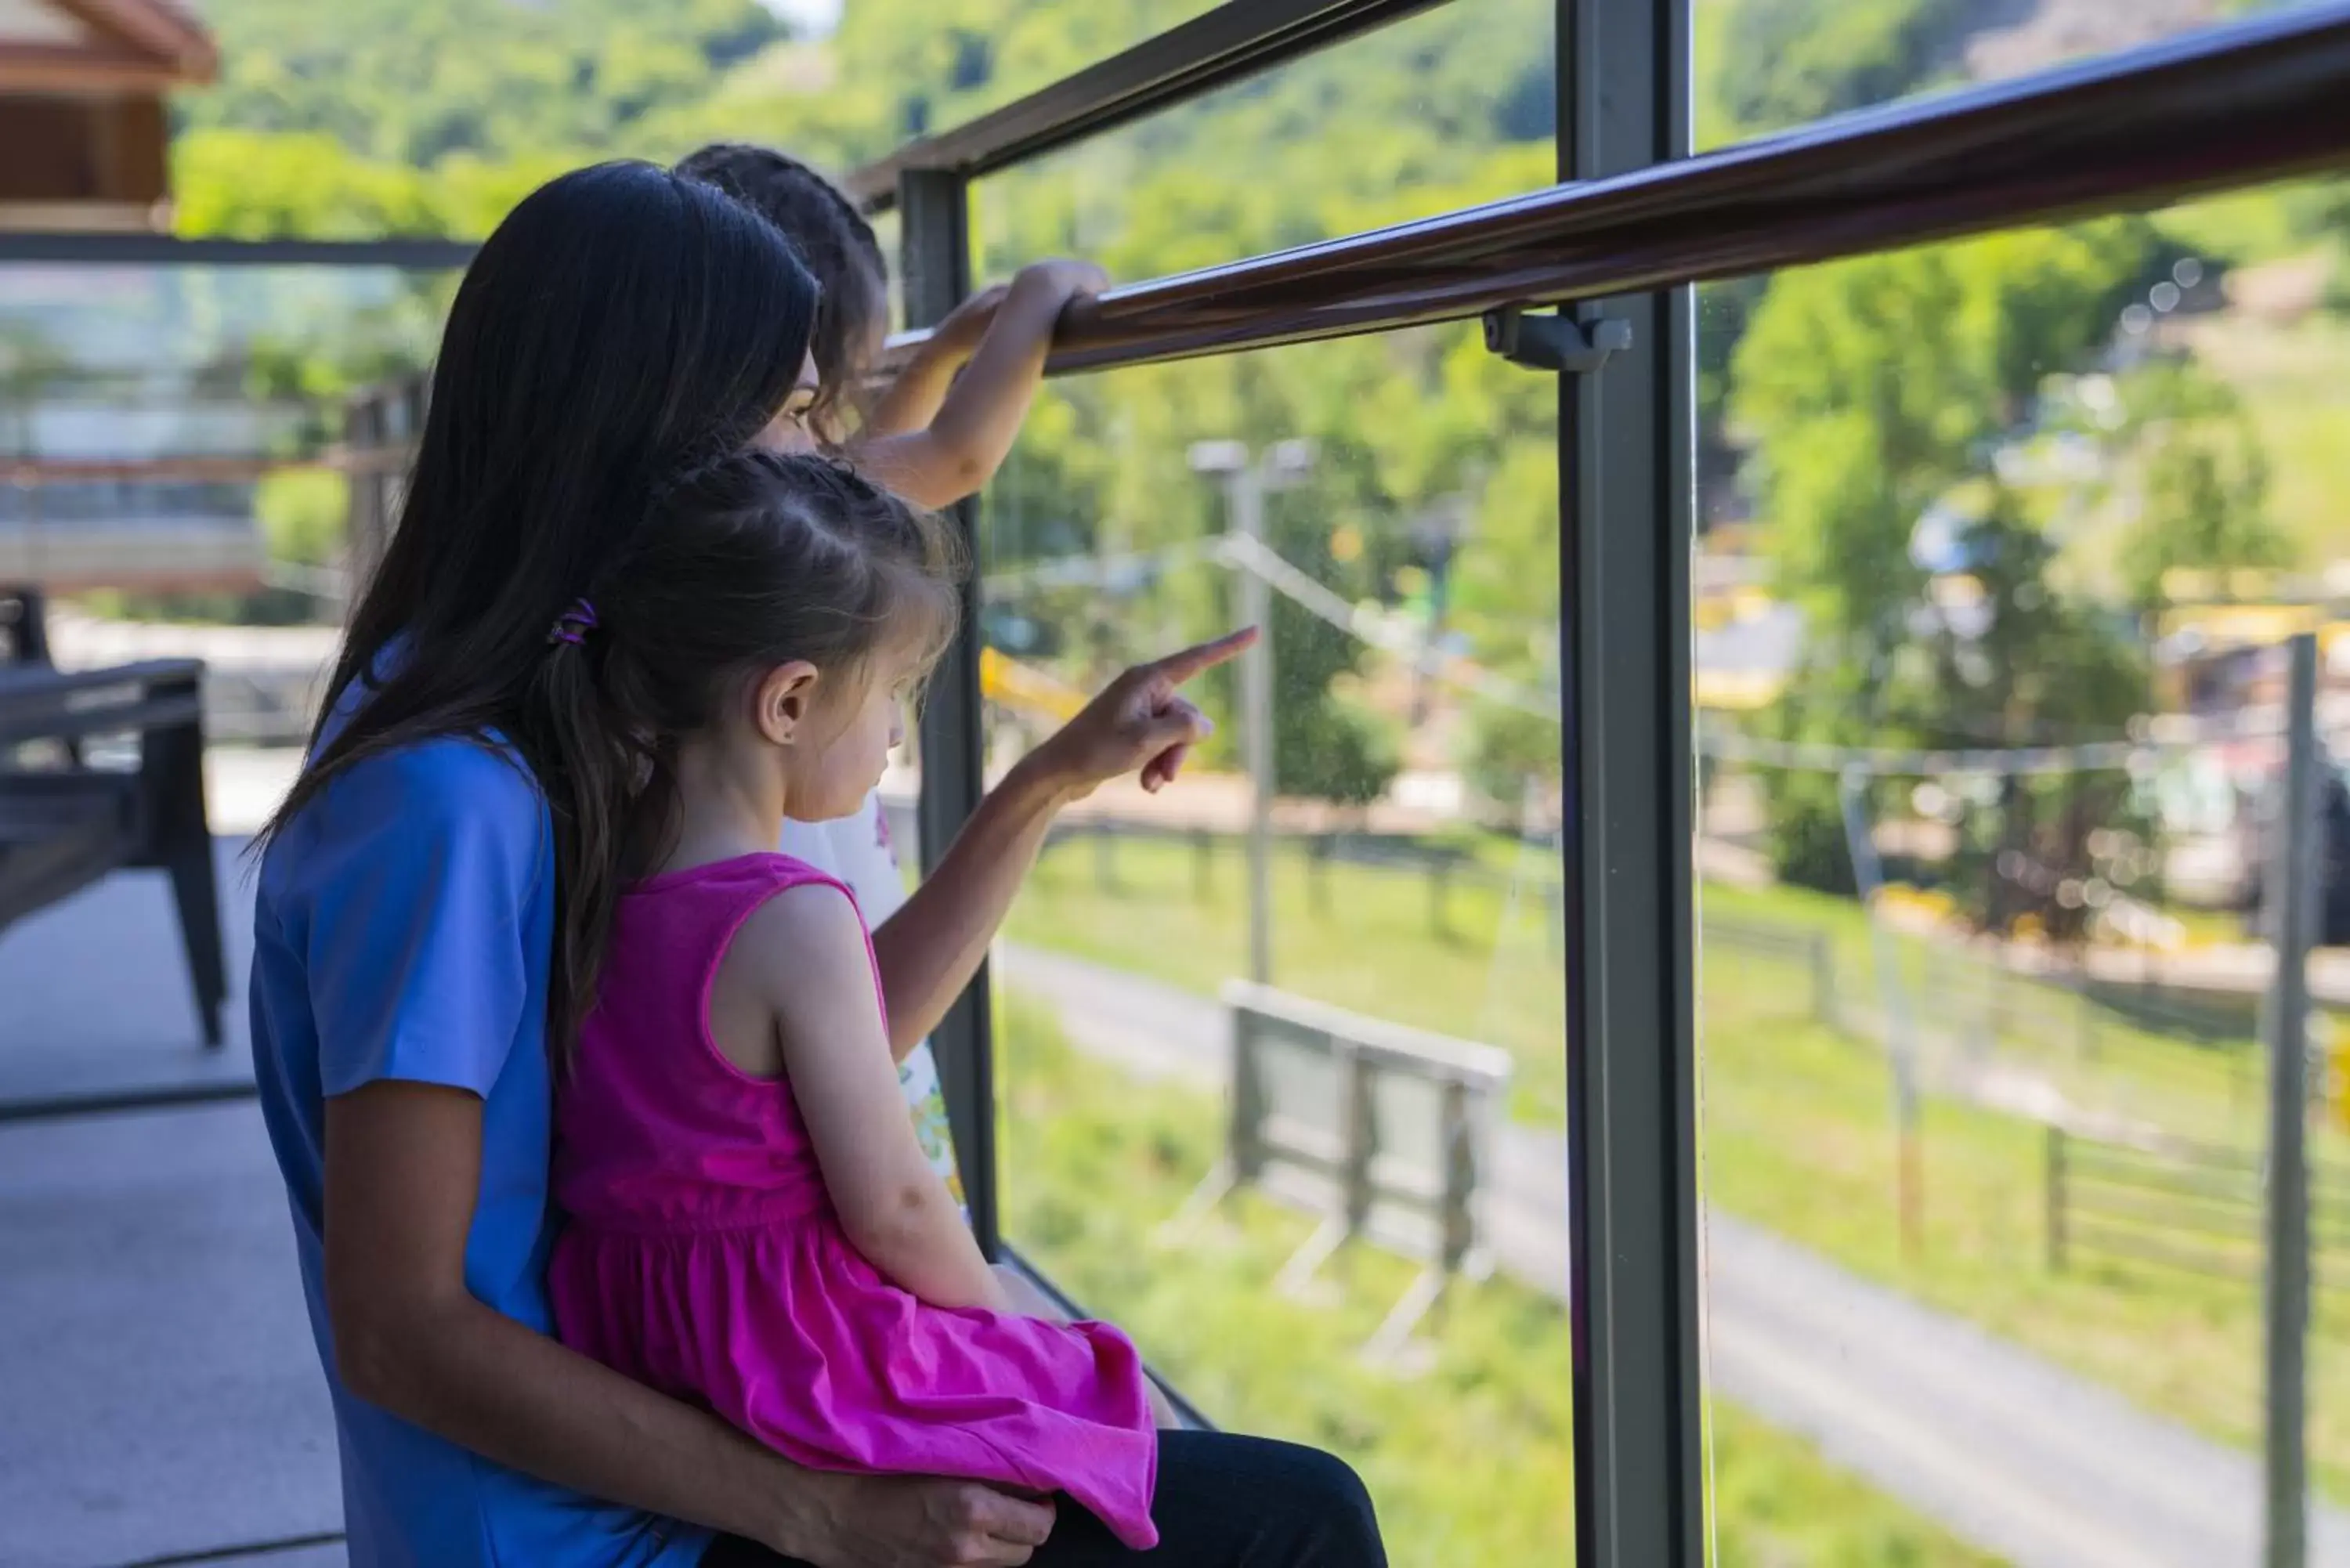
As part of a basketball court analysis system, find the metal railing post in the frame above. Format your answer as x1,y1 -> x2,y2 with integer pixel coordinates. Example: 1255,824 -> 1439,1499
1556,0 -> 1705,1561
899,167 -> 1000,1259
2263,631 -> 2322,1568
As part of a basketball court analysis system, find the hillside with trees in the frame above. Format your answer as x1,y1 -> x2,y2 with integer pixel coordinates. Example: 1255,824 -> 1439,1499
159,0 -> 2349,838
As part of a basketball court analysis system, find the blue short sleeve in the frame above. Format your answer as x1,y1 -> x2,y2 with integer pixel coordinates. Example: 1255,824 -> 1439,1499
297,739 -> 549,1100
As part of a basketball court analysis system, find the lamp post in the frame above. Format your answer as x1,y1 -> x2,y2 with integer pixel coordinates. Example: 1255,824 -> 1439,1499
1188,437 -> 1316,985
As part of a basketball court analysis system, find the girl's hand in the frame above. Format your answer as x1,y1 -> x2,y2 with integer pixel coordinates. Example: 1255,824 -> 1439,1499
1010,257 -> 1110,307
934,283 -> 1010,356
857,263 -> 1104,505
1021,628 -> 1257,803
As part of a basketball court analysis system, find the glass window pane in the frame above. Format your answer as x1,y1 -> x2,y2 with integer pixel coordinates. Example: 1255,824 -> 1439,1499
969,0 -> 1556,282
979,325 -> 1573,1561
1694,171 -> 2350,1564
975,318 -> 2009,1561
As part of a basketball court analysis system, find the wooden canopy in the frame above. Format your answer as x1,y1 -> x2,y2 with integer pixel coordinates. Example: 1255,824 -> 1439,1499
0,0 -> 217,231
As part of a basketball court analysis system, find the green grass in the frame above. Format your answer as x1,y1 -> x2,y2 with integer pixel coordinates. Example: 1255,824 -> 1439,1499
1003,832 -> 2350,1504
1007,831 -> 2303,1140
1700,999 -> 2350,1503
1699,876 -> 2305,1149
994,993 -> 2002,1566
1005,833 -> 1575,1122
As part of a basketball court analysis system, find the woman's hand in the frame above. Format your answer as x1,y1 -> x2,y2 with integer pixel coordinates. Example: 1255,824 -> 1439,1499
777,1470 -> 1056,1568
1021,628 -> 1257,802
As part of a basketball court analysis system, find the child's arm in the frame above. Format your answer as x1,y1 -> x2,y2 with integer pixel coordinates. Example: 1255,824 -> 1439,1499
743,883 -> 1012,1313
855,258 -> 1108,510
859,284 -> 1006,440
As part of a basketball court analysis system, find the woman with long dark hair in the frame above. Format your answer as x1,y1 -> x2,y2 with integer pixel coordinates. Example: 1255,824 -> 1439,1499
252,161 -> 866,1568
249,160 -> 1379,1568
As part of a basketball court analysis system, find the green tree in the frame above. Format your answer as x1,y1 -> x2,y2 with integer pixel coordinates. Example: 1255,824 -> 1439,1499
173,130 -> 447,238
2122,430 -> 2287,612
1696,0 -> 1966,149
1732,223 -> 2161,891
177,0 -> 785,166
2102,364 -> 2290,611
255,470 -> 349,568
1926,493 -> 2150,939
1737,223 -> 2159,656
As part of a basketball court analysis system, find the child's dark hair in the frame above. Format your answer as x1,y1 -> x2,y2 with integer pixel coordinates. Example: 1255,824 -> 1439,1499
677,143 -> 888,440
529,450 -> 961,1059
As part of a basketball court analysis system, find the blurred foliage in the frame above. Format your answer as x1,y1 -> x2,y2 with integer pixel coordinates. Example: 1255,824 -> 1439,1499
164,0 -> 2342,818
255,469 -> 349,568
174,0 -> 786,167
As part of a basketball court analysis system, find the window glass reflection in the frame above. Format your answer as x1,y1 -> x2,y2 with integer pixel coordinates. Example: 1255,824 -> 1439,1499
1694,164 -> 2350,1562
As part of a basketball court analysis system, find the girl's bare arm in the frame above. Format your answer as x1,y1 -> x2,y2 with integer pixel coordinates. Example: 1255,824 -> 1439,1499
854,259 -> 1105,509
739,885 -> 1012,1313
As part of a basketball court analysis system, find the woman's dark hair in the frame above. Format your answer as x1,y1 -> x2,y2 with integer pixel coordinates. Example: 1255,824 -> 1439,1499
533,450 -> 962,1056
262,159 -> 822,1049
676,143 -> 888,441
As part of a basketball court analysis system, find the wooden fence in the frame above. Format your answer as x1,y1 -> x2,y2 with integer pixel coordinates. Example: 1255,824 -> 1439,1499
2046,1127 -> 2350,1297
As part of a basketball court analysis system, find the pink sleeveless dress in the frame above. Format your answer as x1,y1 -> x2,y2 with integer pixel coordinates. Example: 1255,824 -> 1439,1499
548,854 -> 1158,1548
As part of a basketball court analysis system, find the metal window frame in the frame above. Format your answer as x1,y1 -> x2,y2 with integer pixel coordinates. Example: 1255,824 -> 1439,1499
867,2 -> 2350,381
0,233 -> 477,267
897,167 -> 1003,1260
844,3 -> 2350,1559
1556,0 -> 1704,1563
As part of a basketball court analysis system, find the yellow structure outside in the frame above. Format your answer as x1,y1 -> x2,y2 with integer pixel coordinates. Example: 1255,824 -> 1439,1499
979,645 -> 1088,722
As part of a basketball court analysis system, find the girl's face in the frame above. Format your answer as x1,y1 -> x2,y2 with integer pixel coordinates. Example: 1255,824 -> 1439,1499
765,639 -> 918,824
757,349 -> 823,455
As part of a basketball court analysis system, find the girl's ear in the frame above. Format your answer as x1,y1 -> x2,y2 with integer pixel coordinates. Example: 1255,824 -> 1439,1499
753,661 -> 822,746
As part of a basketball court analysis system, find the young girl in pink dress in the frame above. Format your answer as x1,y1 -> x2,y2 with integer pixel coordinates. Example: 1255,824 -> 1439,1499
539,450 -> 1159,1551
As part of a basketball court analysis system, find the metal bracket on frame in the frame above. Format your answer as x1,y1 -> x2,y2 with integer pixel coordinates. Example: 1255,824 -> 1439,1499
1483,306 -> 1633,374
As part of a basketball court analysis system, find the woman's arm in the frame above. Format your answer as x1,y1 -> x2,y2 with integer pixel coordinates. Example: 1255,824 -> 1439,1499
853,259 -> 1106,510
324,1081 -> 1049,1566
870,630 -> 1255,1055
859,285 -> 1006,441
747,886 -> 1010,1312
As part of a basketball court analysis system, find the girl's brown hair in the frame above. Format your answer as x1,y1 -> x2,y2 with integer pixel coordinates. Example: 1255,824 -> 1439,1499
676,143 -> 888,442
529,450 -> 961,1056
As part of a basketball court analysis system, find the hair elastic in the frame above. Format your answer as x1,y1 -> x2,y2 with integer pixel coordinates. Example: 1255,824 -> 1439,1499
547,598 -> 599,647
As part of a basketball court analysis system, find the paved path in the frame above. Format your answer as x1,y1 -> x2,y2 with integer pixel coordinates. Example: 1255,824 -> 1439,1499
0,1101 -> 342,1566
996,943 -> 2350,1568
